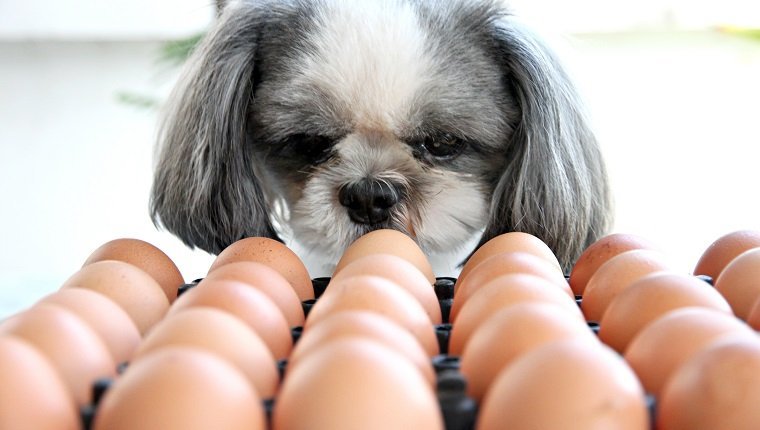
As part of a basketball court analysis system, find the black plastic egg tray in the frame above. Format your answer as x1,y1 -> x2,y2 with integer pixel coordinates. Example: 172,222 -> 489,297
80,276 -> 662,430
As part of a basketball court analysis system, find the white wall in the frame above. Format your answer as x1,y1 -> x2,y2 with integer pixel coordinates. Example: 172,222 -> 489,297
0,1 -> 215,317
0,0 -> 214,40
3,0 -> 760,42
1,1 -> 759,318
509,0 -> 760,32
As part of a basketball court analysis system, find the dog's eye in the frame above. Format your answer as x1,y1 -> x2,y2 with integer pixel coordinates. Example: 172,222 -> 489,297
285,134 -> 335,165
422,134 -> 466,159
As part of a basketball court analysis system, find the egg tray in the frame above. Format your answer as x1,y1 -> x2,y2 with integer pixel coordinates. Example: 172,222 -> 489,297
78,276 -> 660,430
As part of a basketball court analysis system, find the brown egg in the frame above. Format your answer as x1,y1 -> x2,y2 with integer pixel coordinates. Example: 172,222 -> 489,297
208,237 -> 314,300
569,233 -> 656,296
476,339 -> 648,430
448,274 -> 582,355
60,260 -> 170,335
328,254 -> 441,324
202,262 -> 305,327
624,307 -> 756,396
657,336 -> 760,430
333,229 -> 435,283
715,248 -> 760,319
0,304 -> 116,406
457,232 -> 562,288
599,272 -> 732,353
38,288 -> 141,364
272,338 -> 444,430
460,302 -> 596,401
0,337 -> 80,430
289,311 -> 435,386
306,275 -> 439,356
693,229 -> 760,281
451,251 -> 571,322
83,238 -> 184,302
93,347 -> 266,430
133,308 -> 278,398
168,280 -> 292,359
581,249 -> 671,322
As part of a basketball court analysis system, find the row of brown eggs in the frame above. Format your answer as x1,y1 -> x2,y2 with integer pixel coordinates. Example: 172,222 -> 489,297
4,229 -> 760,429
445,233 -> 649,429
99,230 -> 647,430
89,235 -> 314,429
451,229 -> 760,429
569,230 -> 760,430
274,230 -> 443,429
0,238 -> 184,429
0,231 -> 452,430
0,237 -> 304,429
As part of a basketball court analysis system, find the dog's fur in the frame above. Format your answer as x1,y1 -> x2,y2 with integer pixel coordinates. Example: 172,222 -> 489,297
150,0 -> 612,273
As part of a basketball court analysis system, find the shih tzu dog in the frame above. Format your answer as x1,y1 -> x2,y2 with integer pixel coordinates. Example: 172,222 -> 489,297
150,0 -> 612,274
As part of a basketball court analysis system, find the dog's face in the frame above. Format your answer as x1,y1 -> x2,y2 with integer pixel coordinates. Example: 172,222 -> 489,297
251,1 -> 514,259
150,0 -> 612,272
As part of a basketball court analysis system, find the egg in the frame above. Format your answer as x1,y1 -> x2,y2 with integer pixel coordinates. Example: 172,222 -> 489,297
599,272 -> 733,353
448,273 -> 582,355
202,262 -> 305,327
0,337 -> 80,430
0,304 -> 116,406
133,308 -> 279,398
306,275 -> 439,356
569,233 -> 656,296
208,237 -> 314,300
93,347 -> 266,430
83,238 -> 184,302
328,254 -> 441,324
459,302 -> 596,401
333,229 -> 435,283
476,339 -> 648,430
714,248 -> 760,319
38,288 -> 141,364
693,229 -> 760,281
450,251 -> 571,322
288,311 -> 435,386
60,260 -> 170,335
624,307 -> 756,396
167,280 -> 292,359
272,338 -> 444,430
581,249 -> 671,322
457,232 -> 562,288
657,336 -> 760,430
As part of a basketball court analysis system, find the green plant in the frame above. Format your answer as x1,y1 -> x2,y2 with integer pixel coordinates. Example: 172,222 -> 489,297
116,32 -> 206,110
716,26 -> 760,42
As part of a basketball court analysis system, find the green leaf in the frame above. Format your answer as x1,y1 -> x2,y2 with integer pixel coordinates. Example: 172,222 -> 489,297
116,92 -> 160,109
716,26 -> 760,42
159,32 -> 206,66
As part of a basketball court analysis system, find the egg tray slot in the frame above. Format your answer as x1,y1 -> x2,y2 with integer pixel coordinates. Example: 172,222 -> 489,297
79,276 -> 657,430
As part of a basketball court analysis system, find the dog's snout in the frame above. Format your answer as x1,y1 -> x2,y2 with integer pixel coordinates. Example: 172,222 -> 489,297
338,179 -> 400,225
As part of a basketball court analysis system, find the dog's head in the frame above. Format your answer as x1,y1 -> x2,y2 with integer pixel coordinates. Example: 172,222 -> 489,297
150,0 -> 612,272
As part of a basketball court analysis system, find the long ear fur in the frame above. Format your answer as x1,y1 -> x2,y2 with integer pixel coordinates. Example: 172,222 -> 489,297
477,15 -> 613,272
150,2 -> 279,255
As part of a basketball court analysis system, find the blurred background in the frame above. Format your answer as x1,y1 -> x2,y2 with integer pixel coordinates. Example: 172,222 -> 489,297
1,0 -> 759,317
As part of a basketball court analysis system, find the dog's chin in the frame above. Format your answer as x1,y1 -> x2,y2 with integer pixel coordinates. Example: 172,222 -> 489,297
287,207 -> 414,263
286,200 -> 487,272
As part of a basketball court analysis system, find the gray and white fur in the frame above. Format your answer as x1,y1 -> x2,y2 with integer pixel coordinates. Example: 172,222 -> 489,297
150,0 -> 612,273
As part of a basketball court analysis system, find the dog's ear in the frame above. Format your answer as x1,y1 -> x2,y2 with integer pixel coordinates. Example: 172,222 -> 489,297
476,16 -> 612,272
150,3 -> 280,255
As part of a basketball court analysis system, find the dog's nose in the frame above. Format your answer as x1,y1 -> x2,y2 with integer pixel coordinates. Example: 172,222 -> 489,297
338,179 -> 399,225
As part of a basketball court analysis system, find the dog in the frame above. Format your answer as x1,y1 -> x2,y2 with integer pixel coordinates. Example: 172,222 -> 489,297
150,0 -> 612,274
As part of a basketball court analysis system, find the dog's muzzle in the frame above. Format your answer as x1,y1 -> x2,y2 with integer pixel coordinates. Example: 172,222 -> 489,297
338,179 -> 401,226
